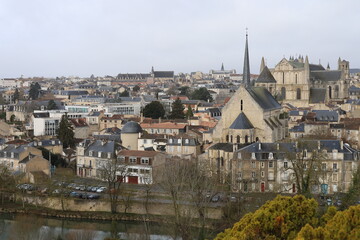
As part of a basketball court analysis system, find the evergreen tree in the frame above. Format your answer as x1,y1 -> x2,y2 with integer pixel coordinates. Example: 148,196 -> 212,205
133,85 -> 140,92
185,105 -> 194,118
57,114 -> 75,149
47,99 -> 58,110
190,87 -> 213,102
29,82 -> 41,100
169,98 -> 185,119
119,90 -> 130,97
13,89 -> 19,102
143,101 -> 165,119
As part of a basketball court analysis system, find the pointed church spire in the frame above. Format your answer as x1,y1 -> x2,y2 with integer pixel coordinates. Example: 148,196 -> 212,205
260,57 -> 265,73
327,62 -> 330,70
221,63 -> 224,71
151,66 -> 154,73
243,30 -> 250,87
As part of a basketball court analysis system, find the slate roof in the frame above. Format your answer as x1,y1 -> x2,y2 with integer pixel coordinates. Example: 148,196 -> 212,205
33,112 -> 50,118
289,123 -> 305,132
313,110 -> 339,122
309,88 -> 326,103
83,140 -> 119,158
246,87 -> 281,111
349,85 -> 360,93
208,143 -> 234,152
256,66 -> 277,83
154,71 -> 174,78
311,70 -> 342,82
122,121 -> 142,133
117,73 -> 151,79
230,113 -> 254,129
238,140 -> 357,160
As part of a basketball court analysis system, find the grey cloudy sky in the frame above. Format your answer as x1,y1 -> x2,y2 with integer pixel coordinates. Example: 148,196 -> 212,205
0,0 -> 359,78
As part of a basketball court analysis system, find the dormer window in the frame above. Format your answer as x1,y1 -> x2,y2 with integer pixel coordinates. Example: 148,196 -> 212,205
251,152 -> 256,159
141,158 -> 149,164
169,139 -> 173,144
98,151 -> 102,158
11,152 -> 14,158
107,153 -> 111,159
185,139 -> 189,144
177,139 -> 181,144
269,152 -> 274,159
89,151 -> 93,157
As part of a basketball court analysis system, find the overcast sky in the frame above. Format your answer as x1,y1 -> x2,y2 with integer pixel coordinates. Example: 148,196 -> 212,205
1,0 -> 359,78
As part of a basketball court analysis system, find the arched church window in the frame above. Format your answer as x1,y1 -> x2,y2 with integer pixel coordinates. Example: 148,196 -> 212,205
245,135 -> 249,143
256,137 -> 259,142
335,85 -> 339,98
296,88 -> 301,100
241,100 -> 243,111
237,135 -> 240,143
295,74 -> 298,84
226,135 -> 229,142
282,72 -> 285,84
281,87 -> 286,100
329,86 -> 332,99
230,135 -> 233,143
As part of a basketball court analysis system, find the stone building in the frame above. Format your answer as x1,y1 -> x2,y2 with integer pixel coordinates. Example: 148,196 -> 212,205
212,34 -> 287,147
232,140 -> 359,194
256,56 -> 350,107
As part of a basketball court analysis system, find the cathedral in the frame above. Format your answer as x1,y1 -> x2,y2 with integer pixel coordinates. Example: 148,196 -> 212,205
255,56 -> 350,107
212,34 -> 287,147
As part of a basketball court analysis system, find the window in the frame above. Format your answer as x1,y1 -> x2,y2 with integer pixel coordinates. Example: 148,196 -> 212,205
303,150 -> 307,158
261,171 -> 264,177
117,156 -> 125,162
269,161 -> 273,168
332,173 -> 338,182
241,100 -> 243,111
322,163 -> 327,171
11,152 -> 14,158
333,163 -> 338,171
141,158 -> 149,164
261,162 -> 264,168
107,153 -> 111,159
89,160 -> 92,167
284,162 -> 288,168
98,152 -> 102,158
89,151 -> 93,157
251,172 -> 256,178
130,157 -> 137,164
296,88 -> 301,100
251,161 -> 256,168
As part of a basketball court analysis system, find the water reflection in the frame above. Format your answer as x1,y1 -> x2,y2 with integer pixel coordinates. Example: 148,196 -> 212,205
0,214 -> 177,240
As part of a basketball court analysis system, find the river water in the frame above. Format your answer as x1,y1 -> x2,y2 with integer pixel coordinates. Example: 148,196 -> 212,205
0,213 -> 179,240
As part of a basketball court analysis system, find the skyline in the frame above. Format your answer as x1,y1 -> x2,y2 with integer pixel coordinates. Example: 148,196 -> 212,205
1,0 -> 359,78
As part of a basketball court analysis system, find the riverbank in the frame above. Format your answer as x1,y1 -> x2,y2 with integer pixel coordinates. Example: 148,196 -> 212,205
0,201 -> 219,228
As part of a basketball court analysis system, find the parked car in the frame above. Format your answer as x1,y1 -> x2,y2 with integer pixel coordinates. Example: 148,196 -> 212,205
86,186 -> 93,192
211,194 -> 221,202
69,192 -> 82,198
88,194 -> 100,199
91,186 -> 99,192
96,187 -> 107,193
78,185 -> 86,191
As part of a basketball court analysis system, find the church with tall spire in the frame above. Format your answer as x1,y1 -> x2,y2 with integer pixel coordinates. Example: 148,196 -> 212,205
211,33 -> 287,146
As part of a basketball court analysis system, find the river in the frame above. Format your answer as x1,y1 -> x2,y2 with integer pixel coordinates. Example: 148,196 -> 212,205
0,213 -> 180,240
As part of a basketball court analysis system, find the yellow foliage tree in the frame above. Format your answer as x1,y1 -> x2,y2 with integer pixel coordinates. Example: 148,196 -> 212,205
296,204 -> 360,240
214,195 -> 318,240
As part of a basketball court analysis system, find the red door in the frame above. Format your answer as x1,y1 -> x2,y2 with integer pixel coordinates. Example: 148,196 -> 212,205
128,176 -> 138,184
261,182 -> 265,192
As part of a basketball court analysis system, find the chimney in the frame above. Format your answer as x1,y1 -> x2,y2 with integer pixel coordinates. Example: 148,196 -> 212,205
258,143 -> 261,150
340,140 -> 344,150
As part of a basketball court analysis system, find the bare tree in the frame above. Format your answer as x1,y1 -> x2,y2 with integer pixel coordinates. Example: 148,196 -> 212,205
98,158 -> 128,214
65,229 -> 97,240
160,159 -> 216,240
285,141 -> 328,197
0,163 -> 16,205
